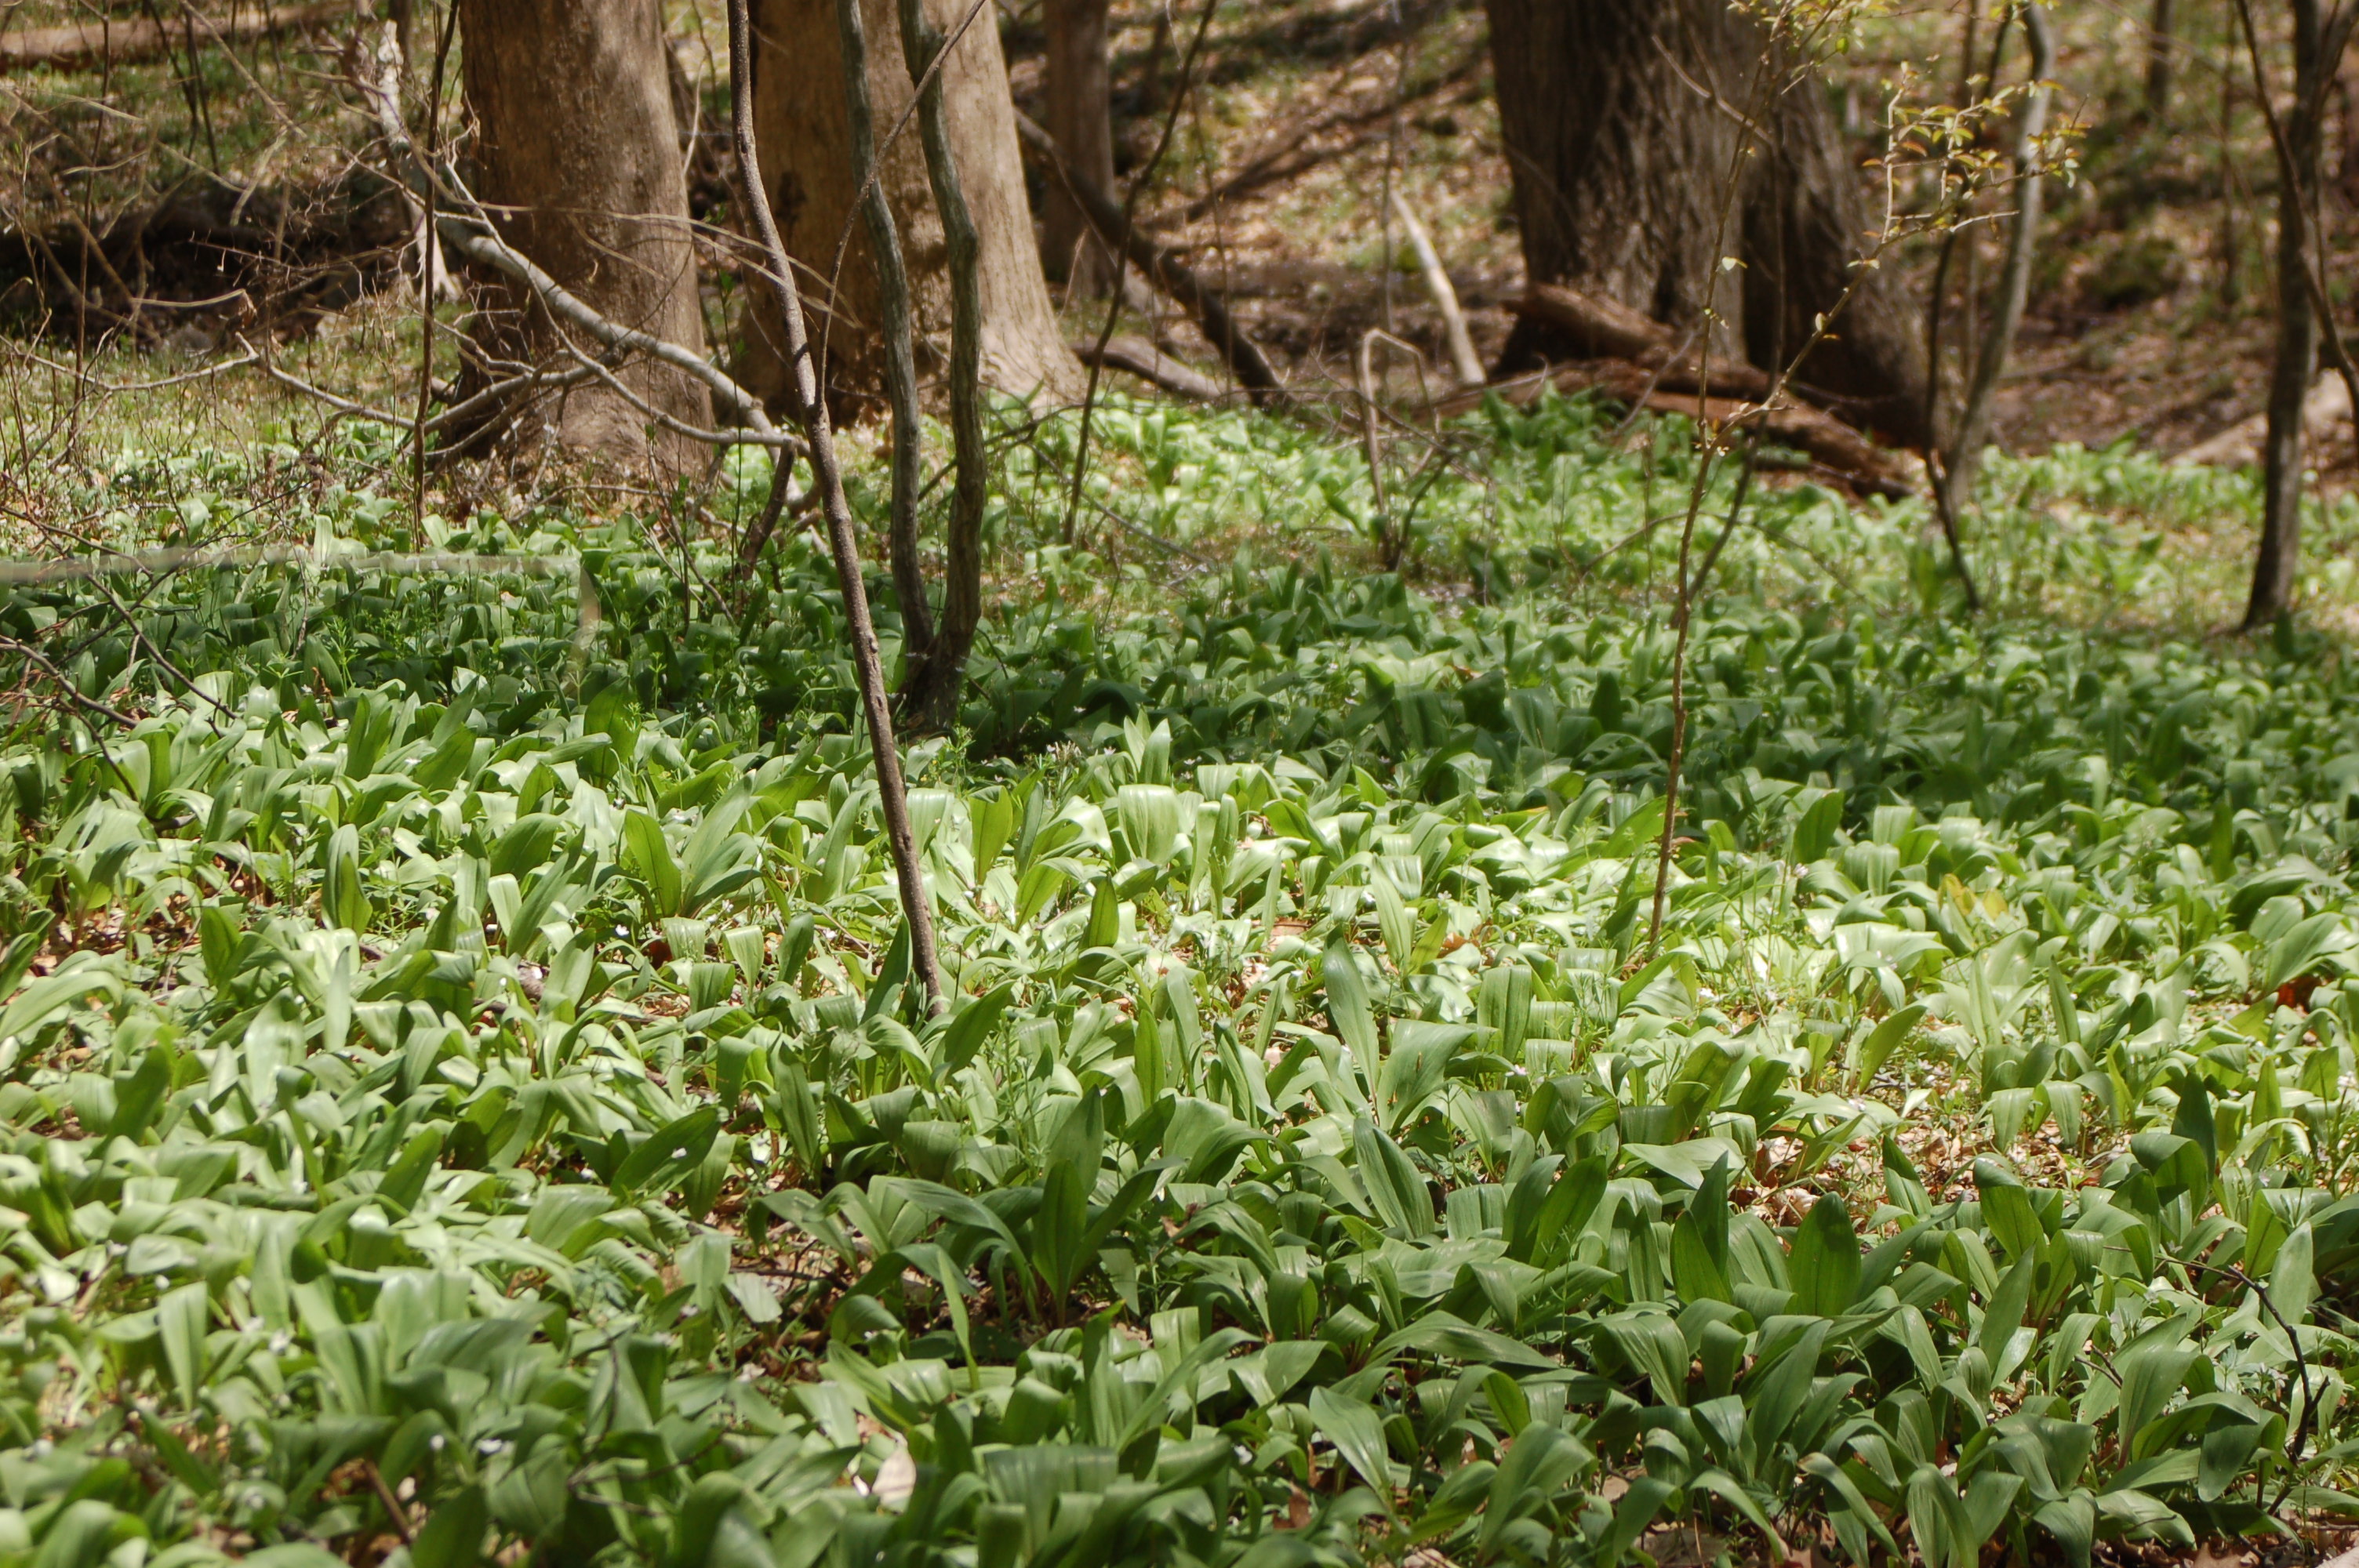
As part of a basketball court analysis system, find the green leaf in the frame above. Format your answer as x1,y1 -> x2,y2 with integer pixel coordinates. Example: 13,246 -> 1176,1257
489,812 -> 563,880
1372,869 -> 1414,975
1325,938 -> 1379,1069
1855,1003 -> 1926,1086
379,1127 -> 445,1214
1033,1158 -> 1089,1299
0,917 -> 53,1001
2032,1494 -> 2095,1568
612,1105 -> 721,1198
770,1060 -> 827,1181
108,1047 -> 172,1143
157,1282 -> 208,1410
2115,1337 -> 2197,1454
936,982 -> 1015,1075
1980,1182 -> 2044,1261
323,823 -> 369,931
1309,1386 -> 1397,1512
1116,783 -> 1182,864
2272,1220 -> 2317,1327
1353,1118 -> 1434,1238
1507,1154 -> 1606,1265
1477,1424 -> 1588,1552
971,790 -> 1017,881
410,1483 -> 488,1568
623,808 -> 683,918
1787,1194 -> 1861,1317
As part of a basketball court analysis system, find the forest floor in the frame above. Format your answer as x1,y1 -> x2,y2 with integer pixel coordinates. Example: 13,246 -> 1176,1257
0,0 -> 2331,475
989,0 -> 2321,469
13,8 -> 2359,1567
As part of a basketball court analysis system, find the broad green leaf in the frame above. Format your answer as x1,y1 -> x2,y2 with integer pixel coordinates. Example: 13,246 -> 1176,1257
1309,1386 -> 1398,1511
623,808 -> 683,917
1787,1194 -> 1861,1318
1353,1118 -> 1434,1238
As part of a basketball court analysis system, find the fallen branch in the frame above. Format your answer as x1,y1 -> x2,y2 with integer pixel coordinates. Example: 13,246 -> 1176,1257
559,347 -> 800,448
0,634 -> 136,727
1388,191 -> 1484,390
1443,361 -> 1914,499
245,338 -> 619,446
1510,282 -> 1776,404
1074,336 -> 1224,401
0,547 -> 586,587
1496,283 -> 1922,492
432,219 -> 790,442
5,343 -> 260,393
1510,281 -> 1681,361
1014,109 -> 1285,404
0,2 -> 350,69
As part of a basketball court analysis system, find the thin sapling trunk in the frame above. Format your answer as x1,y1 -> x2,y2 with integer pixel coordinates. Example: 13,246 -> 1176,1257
833,0 -> 936,664
726,0 -> 947,1011
896,0 -> 987,731
1932,2 -> 2054,608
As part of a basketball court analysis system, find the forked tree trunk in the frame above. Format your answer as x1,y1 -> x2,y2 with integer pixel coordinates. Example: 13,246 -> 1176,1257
1044,0 -> 1118,293
1485,0 -> 1931,448
456,0 -> 712,473
740,0 -> 1083,417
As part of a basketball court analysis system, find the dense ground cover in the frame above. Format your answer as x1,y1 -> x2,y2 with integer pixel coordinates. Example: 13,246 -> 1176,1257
6,395 -> 2359,1567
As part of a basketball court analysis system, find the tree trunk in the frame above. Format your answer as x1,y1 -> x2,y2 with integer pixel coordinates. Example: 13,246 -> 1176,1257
2246,0 -> 2328,628
2147,0 -> 2177,118
1485,0 -> 1931,448
741,0 -> 1084,419
894,0 -> 990,735
1044,0 -> 1118,294
457,0 -> 711,473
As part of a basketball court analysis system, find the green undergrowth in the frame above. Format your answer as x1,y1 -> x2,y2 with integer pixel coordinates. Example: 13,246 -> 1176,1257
8,394 -> 2359,1567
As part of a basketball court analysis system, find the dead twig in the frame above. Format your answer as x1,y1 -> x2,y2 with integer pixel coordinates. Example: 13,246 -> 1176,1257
1388,191 -> 1484,390
1016,107 -> 1285,406
0,634 -> 136,727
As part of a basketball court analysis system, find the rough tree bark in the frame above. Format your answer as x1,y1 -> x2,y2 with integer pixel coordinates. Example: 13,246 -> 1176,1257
1043,0 -> 1119,293
1485,0 -> 1931,448
740,0 -> 1084,416
456,0 -> 711,473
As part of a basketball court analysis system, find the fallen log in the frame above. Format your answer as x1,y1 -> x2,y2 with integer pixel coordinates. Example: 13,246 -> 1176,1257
2178,375 -> 2350,467
0,174 -> 412,339
1439,359 -> 1916,499
1012,109 -> 1285,405
1,2 -> 354,70
1074,335 -> 1224,401
1511,282 -> 1779,404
